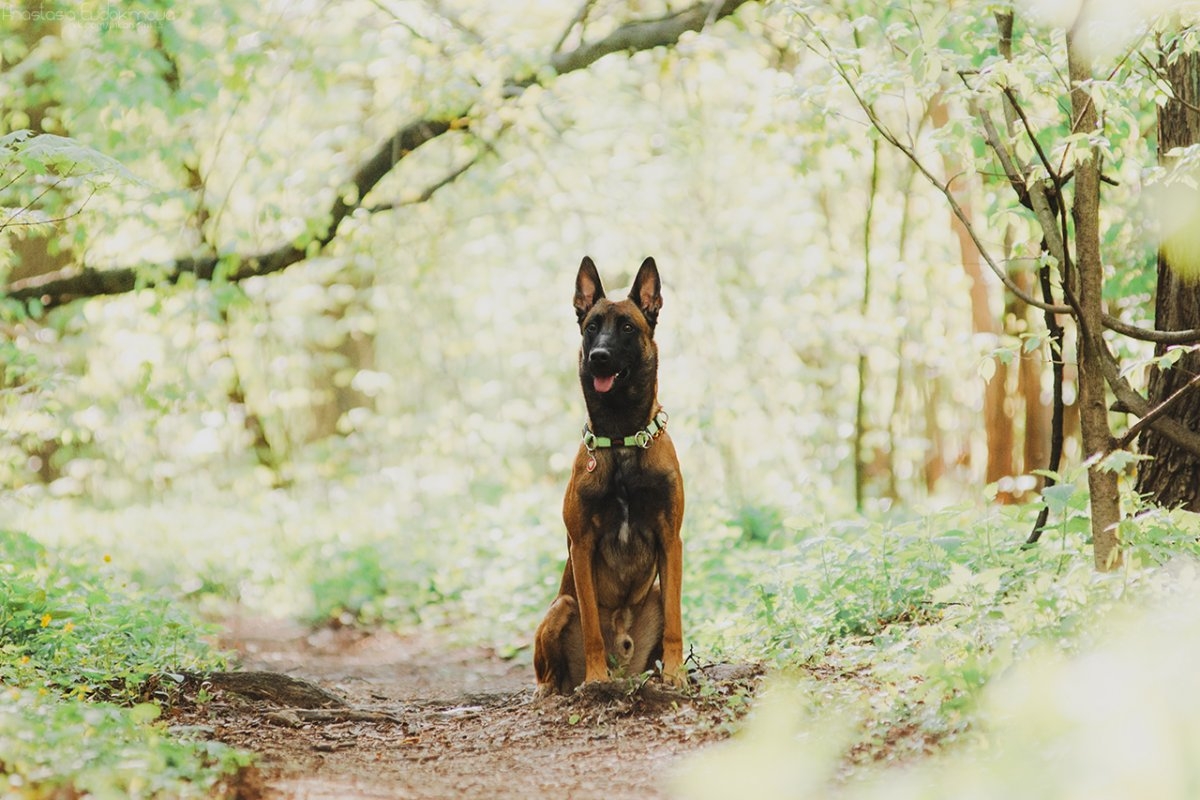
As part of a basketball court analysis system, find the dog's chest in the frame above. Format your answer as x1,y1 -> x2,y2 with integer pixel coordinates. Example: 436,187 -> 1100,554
597,490 -> 655,561
592,453 -> 663,584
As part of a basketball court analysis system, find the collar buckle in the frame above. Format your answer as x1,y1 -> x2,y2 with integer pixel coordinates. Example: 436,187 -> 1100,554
582,408 -> 668,452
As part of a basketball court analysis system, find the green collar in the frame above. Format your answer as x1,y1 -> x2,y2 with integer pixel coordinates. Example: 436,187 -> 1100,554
582,409 -> 669,451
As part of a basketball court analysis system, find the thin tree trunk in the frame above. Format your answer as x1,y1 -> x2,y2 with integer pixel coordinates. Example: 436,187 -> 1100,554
886,158 -> 922,502
853,136 -> 880,511
1010,267 -> 1051,492
1135,45 -> 1200,511
1067,33 -> 1122,571
922,369 -> 946,493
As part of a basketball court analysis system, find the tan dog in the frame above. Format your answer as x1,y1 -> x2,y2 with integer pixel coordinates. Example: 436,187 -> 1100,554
534,256 -> 685,695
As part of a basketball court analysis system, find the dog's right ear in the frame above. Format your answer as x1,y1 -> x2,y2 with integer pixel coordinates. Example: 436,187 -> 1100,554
574,256 -> 605,325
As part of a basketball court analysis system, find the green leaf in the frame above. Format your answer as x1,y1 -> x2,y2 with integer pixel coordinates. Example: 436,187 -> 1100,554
1041,484 -> 1077,515
130,702 -> 162,724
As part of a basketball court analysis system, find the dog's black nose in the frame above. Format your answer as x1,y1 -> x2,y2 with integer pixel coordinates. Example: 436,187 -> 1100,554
588,349 -> 612,369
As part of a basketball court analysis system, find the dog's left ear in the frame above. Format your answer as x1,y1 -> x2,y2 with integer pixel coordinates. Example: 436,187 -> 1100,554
629,257 -> 662,329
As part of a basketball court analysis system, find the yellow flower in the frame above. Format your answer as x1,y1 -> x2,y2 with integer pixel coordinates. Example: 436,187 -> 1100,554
19,655 -> 29,664
63,622 -> 75,633
39,613 -> 51,628
103,554 -> 112,563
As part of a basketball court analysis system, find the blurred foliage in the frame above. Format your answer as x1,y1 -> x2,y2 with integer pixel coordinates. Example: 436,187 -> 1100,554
675,528 -> 1200,799
0,0 -> 993,513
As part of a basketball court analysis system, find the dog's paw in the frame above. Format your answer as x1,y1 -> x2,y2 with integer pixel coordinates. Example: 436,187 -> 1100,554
660,667 -> 689,690
574,679 -> 632,704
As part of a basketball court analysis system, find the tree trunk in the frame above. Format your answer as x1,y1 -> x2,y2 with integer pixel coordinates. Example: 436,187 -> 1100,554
1135,46 -> 1200,511
853,136 -> 880,511
4,2 -> 74,286
929,96 -> 1016,500
1067,33 -> 1122,571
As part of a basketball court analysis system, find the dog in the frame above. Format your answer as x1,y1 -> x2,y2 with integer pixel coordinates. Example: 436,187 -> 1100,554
533,256 -> 685,695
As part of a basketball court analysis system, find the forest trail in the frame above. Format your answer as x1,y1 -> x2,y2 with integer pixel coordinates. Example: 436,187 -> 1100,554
174,618 -> 761,800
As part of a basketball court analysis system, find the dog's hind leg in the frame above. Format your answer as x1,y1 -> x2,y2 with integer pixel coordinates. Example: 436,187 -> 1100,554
534,595 -> 584,696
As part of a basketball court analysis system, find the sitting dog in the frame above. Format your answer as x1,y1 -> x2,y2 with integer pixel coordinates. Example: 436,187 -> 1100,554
534,256 -> 685,695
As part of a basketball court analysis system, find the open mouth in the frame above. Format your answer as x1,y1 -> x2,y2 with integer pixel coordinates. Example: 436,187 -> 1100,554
592,371 -> 620,393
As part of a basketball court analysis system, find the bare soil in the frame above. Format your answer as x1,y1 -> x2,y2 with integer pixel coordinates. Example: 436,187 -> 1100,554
168,618 -> 762,800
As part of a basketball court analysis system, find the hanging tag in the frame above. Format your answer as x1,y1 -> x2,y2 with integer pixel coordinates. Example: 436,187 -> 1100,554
586,456 -> 597,472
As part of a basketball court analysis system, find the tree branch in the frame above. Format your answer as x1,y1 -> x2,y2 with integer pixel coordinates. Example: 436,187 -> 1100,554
1099,340 -> 1200,458
1112,368 -> 1200,453
6,118 -> 458,306
364,152 -> 482,213
1100,312 -> 1200,345
550,0 -> 600,57
4,0 -> 755,310
967,49 -> 1200,347
547,0 -> 748,76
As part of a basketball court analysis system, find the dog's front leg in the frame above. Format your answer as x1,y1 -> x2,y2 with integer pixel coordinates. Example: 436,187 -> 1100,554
568,535 -> 609,683
658,530 -> 685,687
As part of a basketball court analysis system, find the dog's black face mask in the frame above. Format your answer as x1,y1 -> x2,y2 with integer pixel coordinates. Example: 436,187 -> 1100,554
580,307 -> 648,395
573,256 -> 662,403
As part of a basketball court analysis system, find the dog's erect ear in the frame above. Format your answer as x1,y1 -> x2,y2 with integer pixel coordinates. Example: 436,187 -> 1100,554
629,257 -> 662,329
574,256 -> 605,325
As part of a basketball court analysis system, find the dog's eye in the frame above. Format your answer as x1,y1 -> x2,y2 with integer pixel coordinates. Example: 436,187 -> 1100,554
586,321 -> 598,333
622,322 -> 635,333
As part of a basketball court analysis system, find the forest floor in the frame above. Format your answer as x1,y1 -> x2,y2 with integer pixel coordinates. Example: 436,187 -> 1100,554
168,617 -> 763,800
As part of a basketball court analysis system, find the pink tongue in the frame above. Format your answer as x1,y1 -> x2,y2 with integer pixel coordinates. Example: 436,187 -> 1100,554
593,374 -> 616,393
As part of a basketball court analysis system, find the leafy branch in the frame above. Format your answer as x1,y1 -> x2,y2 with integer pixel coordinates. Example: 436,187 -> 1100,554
0,132 -> 129,236
799,11 -> 1200,464
4,0 -> 754,310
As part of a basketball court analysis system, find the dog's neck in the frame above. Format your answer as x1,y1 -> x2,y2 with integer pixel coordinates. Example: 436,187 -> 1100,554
581,372 -> 658,440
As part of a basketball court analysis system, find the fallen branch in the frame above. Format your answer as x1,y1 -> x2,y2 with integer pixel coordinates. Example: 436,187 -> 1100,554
265,707 -> 404,727
187,670 -> 348,709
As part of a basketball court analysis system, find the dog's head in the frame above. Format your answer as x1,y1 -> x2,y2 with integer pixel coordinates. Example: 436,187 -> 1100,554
572,256 -> 661,398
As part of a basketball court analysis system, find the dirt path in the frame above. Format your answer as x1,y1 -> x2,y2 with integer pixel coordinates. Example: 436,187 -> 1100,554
172,619 -> 760,800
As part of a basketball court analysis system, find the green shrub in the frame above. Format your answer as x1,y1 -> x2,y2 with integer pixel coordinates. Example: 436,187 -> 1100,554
0,529 -> 223,701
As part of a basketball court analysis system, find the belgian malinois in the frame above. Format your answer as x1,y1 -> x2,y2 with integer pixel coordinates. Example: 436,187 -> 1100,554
534,256 -> 685,695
